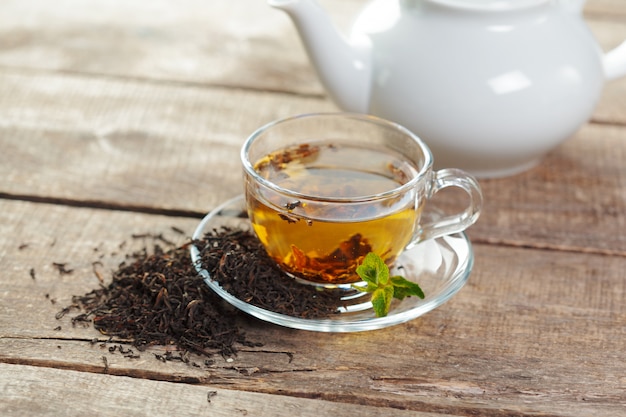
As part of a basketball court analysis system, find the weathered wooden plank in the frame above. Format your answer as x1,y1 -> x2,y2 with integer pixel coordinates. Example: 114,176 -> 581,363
585,0 -> 626,17
0,0 -> 325,94
472,121 -> 626,255
0,363 -> 450,417
1,200 -> 624,416
0,0 -> 624,123
1,2 -> 624,416
0,69 -> 335,213
1,69 -> 624,253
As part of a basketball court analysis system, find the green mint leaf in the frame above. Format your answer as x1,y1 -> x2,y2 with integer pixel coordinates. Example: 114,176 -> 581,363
356,252 -> 388,285
354,252 -> 425,318
355,265 -> 376,285
370,287 -> 394,318
390,275 -> 425,300
368,252 -> 389,284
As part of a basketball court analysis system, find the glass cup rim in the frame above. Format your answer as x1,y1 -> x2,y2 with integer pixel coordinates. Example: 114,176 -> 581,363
240,112 -> 434,203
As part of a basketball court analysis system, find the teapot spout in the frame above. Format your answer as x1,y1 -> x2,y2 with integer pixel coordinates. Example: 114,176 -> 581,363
269,0 -> 371,112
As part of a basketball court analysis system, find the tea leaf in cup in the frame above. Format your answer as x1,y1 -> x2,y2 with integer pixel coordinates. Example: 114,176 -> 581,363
353,253 -> 425,317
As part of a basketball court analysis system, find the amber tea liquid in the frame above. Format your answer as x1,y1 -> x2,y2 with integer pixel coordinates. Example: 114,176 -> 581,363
246,141 -> 422,285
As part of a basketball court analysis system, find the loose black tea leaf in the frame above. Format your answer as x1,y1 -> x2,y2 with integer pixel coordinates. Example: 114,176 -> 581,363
91,261 -> 105,283
60,242 -> 258,359
207,391 -> 218,403
58,227 -> 348,363
102,356 -> 109,373
194,228 -> 347,319
171,226 -> 185,235
52,262 -> 73,275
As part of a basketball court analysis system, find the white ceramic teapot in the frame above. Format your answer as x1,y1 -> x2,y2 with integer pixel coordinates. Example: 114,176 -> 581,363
269,0 -> 626,177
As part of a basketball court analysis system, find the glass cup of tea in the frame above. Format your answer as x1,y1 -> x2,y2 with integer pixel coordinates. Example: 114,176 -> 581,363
241,113 -> 482,288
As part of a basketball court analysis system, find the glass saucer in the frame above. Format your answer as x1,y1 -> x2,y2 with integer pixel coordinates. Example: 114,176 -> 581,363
190,195 -> 474,332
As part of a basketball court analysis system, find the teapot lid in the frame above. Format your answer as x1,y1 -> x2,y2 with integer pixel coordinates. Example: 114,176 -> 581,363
428,0 -> 549,10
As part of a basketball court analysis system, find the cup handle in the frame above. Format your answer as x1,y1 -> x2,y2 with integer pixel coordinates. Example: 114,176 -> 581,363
414,168 -> 483,243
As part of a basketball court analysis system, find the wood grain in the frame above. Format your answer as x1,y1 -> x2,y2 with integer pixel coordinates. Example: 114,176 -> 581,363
471,122 -> 626,255
0,0 -> 624,107
0,69 -> 625,255
1,200 -> 624,416
1,363 -> 451,417
0,68 -> 335,212
1,0 -> 626,416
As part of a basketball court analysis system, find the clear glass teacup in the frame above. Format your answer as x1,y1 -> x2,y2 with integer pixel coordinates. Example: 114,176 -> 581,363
241,113 -> 482,287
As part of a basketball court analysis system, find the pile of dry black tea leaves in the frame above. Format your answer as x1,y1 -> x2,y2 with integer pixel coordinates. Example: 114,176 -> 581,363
58,227 -> 345,362
194,227 -> 347,319
58,238 -> 260,359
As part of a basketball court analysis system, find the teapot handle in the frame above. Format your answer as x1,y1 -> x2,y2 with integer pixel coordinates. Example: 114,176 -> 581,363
604,40 -> 626,81
560,0 -> 626,80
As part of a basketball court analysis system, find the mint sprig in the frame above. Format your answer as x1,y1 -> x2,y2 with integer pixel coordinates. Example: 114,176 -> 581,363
353,253 -> 424,317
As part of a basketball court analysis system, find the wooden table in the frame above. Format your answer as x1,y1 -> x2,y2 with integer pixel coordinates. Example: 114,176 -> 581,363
1,1 -> 625,416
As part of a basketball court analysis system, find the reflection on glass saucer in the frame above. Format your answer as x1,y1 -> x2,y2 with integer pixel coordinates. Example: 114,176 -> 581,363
190,195 -> 474,332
